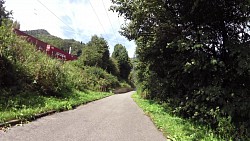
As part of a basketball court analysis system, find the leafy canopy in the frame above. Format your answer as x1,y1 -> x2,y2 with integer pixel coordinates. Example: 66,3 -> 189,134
111,0 -> 250,139
0,0 -> 12,26
112,44 -> 131,80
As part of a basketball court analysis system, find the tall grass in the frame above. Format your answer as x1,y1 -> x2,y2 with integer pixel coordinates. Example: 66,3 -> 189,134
0,23 -> 121,96
0,90 -> 112,123
0,22 -> 123,124
132,92 -> 225,141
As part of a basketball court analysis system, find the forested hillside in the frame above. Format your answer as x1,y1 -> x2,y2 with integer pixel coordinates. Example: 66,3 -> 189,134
24,29 -> 83,56
24,29 -> 50,36
111,0 -> 250,140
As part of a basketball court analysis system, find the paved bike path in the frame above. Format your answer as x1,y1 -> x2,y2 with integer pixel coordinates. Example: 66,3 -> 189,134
0,91 -> 166,141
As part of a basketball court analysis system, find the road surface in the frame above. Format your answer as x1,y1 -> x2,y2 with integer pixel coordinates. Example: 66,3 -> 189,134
0,91 -> 166,141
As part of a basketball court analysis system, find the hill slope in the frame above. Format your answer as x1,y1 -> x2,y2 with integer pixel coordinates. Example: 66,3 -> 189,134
24,29 -> 83,56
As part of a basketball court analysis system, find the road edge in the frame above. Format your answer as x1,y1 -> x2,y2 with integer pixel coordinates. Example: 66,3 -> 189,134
0,94 -> 113,129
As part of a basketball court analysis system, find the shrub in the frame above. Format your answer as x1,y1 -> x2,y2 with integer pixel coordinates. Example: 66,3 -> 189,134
84,66 -> 120,91
0,22 -> 125,98
0,23 -> 82,96
63,61 -> 88,91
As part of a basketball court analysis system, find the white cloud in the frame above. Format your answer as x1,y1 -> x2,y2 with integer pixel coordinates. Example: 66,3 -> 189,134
5,0 -> 136,57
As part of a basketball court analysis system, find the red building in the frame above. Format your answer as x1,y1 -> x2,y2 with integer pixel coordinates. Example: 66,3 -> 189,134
13,29 -> 78,61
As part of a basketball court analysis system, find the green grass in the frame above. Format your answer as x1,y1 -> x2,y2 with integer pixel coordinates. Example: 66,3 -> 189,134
132,92 -> 224,141
0,90 -> 112,124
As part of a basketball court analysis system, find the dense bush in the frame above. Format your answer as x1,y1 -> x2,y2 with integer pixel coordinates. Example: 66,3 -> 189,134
107,57 -> 120,77
1,23 -> 86,97
84,66 -> 120,92
1,25 -> 70,96
63,62 -> 88,91
0,22 -> 19,89
111,44 -> 132,80
112,0 -> 250,139
79,35 -> 110,69
71,59 -> 121,92
1,23 -> 123,97
0,1 -> 132,124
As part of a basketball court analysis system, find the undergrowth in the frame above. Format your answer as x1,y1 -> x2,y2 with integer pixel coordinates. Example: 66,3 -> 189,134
0,90 -> 112,123
132,92 -> 226,141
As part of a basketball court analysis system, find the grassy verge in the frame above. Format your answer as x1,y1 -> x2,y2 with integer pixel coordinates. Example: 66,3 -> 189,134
0,90 -> 112,124
132,92 -> 224,141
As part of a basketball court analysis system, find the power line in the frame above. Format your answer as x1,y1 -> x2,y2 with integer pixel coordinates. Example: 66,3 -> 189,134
101,0 -> 119,43
36,0 -> 121,45
88,0 -> 107,37
36,0 -> 76,35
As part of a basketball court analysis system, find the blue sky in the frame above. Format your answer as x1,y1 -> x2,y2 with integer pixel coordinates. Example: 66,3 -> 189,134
5,0 -> 136,57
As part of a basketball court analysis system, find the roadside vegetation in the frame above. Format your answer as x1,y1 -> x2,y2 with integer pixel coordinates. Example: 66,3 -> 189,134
132,92 -> 222,141
0,0 -> 133,125
0,23 -> 117,124
0,90 -> 111,124
112,0 -> 250,140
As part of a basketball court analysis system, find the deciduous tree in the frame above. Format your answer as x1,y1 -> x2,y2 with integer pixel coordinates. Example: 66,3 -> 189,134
111,0 -> 250,139
0,0 -> 12,26
112,44 -> 131,80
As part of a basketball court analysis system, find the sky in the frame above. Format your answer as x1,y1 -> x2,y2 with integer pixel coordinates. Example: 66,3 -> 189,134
5,0 -> 136,57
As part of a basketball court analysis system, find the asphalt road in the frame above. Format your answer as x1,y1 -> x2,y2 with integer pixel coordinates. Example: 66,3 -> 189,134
0,91 -> 166,141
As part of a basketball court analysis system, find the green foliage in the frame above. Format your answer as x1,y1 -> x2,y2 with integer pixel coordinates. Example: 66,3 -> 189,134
132,92 -> 223,141
0,7 -> 130,126
80,35 -> 109,68
62,60 -> 120,92
79,45 -> 102,67
1,30 -> 121,97
0,90 -> 112,123
0,21 -> 17,88
79,35 -> 119,76
108,57 -> 120,77
112,44 -> 132,80
84,66 -> 120,92
0,23 -> 126,96
62,61 -> 88,91
0,24 -> 119,125
12,30 -> 128,93
112,0 -> 250,139
0,0 -> 12,26
0,23 -> 88,97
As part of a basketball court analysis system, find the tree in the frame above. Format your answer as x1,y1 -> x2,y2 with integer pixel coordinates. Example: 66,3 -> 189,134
111,0 -> 250,139
78,35 -> 119,76
112,44 -> 131,80
79,35 -> 111,70
0,0 -> 12,26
